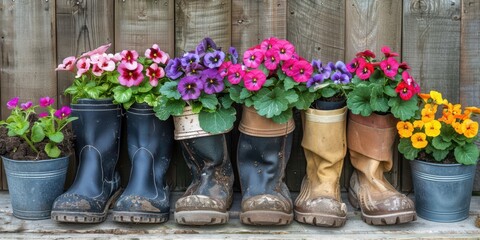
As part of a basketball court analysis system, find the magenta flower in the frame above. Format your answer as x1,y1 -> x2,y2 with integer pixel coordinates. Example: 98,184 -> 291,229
145,44 -> 170,64
91,64 -> 104,77
80,43 -> 111,58
380,57 -> 399,79
282,59 -> 296,77
291,60 -> 313,83
260,37 -> 279,51
54,106 -> 72,120
219,61 -> 233,77
178,76 -> 203,101
55,56 -> 76,72
6,97 -> 19,109
75,58 -> 91,78
244,69 -> 266,91
243,49 -> 264,69
39,96 -> 55,107
346,57 -> 360,73
120,50 -> 139,70
200,69 -> 224,94
146,63 -> 165,87
227,64 -> 245,84
355,58 -> 374,80
273,39 -> 295,61
38,112 -> 49,118
118,62 -> 144,87
264,50 -> 280,71
20,101 -> 33,110
381,46 -> 399,58
402,71 -> 421,94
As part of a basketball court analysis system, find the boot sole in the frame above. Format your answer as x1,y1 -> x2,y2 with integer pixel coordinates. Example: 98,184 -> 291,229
51,189 -> 122,223
174,210 -> 228,225
112,211 -> 169,223
294,210 -> 346,227
240,210 -> 293,226
348,188 -> 417,225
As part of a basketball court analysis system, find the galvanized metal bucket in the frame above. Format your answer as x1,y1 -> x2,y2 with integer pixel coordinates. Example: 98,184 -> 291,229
410,159 -> 476,222
2,156 -> 69,220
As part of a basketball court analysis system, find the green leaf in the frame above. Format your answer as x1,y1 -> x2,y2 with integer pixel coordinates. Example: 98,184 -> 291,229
431,149 -> 450,162
454,143 -> 480,165
284,89 -> 298,104
259,64 -> 269,76
154,98 -> 185,120
370,85 -> 389,112
294,91 -> 316,110
263,78 -> 275,87
199,94 -> 219,110
221,96 -> 234,109
431,136 -> 452,150
398,138 -> 420,160
253,88 -> 289,118
384,85 -> 397,97
143,94 -> 157,107
346,86 -> 373,116
229,85 -> 243,103
388,97 -> 419,121
271,109 -> 293,124
191,101 -> 203,113
160,81 -> 181,99
45,142 -> 61,158
48,132 -> 64,144
31,124 -> 45,143
198,107 -> 236,134
138,82 -> 153,93
86,86 -> 103,99
245,98 -> 254,107
277,69 -> 287,80
283,76 -> 297,90
113,86 -> 133,103
240,87 -> 252,100
320,87 -> 337,98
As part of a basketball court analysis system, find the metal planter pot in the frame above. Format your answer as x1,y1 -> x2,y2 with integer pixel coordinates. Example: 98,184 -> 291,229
2,156 -> 70,220
410,159 -> 476,222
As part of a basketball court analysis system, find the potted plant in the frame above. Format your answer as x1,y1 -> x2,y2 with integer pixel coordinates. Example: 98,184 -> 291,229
397,90 -> 479,222
345,46 -> 421,225
226,37 -> 312,226
157,37 -> 237,225
0,97 -> 77,220
52,43 -> 123,223
294,60 -> 352,227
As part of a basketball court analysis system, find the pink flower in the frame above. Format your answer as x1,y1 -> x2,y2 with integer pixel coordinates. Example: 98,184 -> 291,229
120,50 -> 139,70
381,46 -> 399,58
80,43 -> 112,58
118,62 -> 144,87
146,63 -> 165,87
219,61 -> 232,77
291,60 -> 313,83
260,37 -> 279,51
244,69 -> 266,91
109,53 -> 123,62
6,97 -> 19,109
227,64 -> 245,84
54,106 -> 72,120
380,57 -> 399,78
346,57 -> 360,73
55,56 -> 76,71
91,64 -> 104,77
75,58 -> 91,78
243,49 -> 264,69
282,59 -> 296,77
38,112 -> 49,118
273,39 -> 295,61
96,55 -> 116,72
355,58 -> 374,80
264,50 -> 280,71
145,44 -> 170,64
20,101 -> 32,110
399,62 -> 411,70
402,71 -> 421,94
39,96 -> 54,107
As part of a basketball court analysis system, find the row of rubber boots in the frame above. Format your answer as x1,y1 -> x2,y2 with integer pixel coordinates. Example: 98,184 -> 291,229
50,100 -> 416,226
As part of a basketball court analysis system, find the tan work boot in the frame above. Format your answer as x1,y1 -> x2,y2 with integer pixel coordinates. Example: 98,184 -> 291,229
347,112 -> 416,225
295,107 -> 348,227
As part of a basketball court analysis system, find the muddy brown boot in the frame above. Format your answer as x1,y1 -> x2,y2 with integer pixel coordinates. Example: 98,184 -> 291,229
294,107 -> 347,227
347,112 -> 416,225
174,134 -> 234,225
237,106 -> 295,226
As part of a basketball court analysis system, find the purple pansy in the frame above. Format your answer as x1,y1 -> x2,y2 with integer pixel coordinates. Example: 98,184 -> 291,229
331,71 -> 351,84
181,52 -> 200,68
196,37 -> 218,56
306,74 -> 326,88
185,62 -> 205,76
204,50 -> 225,69
20,101 -> 33,110
165,58 -> 183,79
200,68 -> 224,94
229,47 -> 238,64
178,76 -> 203,101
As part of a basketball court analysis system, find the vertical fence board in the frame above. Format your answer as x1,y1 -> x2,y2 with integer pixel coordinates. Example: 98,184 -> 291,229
231,0 -> 286,55
345,0 -> 403,189
460,0 -> 480,192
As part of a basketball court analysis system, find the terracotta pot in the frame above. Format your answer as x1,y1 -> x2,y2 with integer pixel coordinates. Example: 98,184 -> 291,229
238,106 -> 295,137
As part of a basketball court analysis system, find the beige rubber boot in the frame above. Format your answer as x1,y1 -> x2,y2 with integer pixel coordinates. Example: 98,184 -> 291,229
294,107 -> 348,227
347,112 -> 416,225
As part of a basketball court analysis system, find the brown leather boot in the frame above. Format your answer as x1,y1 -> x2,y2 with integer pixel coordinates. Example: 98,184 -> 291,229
294,107 -> 347,227
347,112 -> 416,225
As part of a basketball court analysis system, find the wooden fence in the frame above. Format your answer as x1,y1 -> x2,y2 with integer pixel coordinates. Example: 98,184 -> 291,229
0,0 -> 479,192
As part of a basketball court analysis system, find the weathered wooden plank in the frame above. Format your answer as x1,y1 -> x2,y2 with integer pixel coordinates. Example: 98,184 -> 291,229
0,0 -> 56,190
287,0 -> 345,62
345,0 -> 402,60
175,0 -> 231,56
460,0 -> 480,192
231,0 -> 287,55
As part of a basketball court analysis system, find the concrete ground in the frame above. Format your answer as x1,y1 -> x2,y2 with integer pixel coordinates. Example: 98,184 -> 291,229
0,191 -> 479,239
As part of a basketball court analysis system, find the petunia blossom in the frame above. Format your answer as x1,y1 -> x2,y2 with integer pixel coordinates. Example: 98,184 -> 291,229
244,69 -> 267,91
291,60 -> 313,83
54,106 -> 72,120
20,101 -> 33,110
243,49 -> 264,69
227,64 -> 245,84
204,50 -> 225,69
55,56 -> 76,71
146,63 -> 165,87
118,62 -> 144,87
145,44 -> 170,64
120,50 -> 139,70
165,58 -> 183,79
264,50 -> 280,71
75,58 -> 91,78
178,76 -> 203,101
6,97 -> 19,109
39,96 -> 55,107
200,68 -> 224,94
380,57 -> 400,78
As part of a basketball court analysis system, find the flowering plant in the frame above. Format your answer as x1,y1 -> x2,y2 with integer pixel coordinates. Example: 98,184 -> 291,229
227,37 -> 313,123
0,97 -> 77,159
57,43 -> 171,109
397,90 -> 479,165
346,46 -> 421,120
306,60 -> 353,106
154,38 -> 237,133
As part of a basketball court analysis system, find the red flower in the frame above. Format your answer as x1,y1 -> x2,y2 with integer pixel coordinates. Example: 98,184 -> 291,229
356,49 -> 376,59
346,57 -> 360,73
355,58 -> 374,80
395,81 -> 415,100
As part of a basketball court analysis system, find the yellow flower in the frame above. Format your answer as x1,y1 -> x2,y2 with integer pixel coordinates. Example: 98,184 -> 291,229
463,119 -> 479,138
430,90 -> 444,104
440,103 -> 456,124
411,132 -> 428,149
397,121 -> 414,138
452,121 -> 465,134
424,120 -> 441,137
413,120 -> 424,129
421,108 -> 435,123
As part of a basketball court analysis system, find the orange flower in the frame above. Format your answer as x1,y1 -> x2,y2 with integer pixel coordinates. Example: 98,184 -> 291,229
451,104 -> 463,119
413,120 -> 424,129
411,132 -> 428,149
463,119 -> 479,138
397,121 -> 414,138
440,103 -> 456,124
421,107 -> 435,123
425,120 -> 441,137
465,106 -> 480,114
418,93 -> 431,103
452,121 -> 465,134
